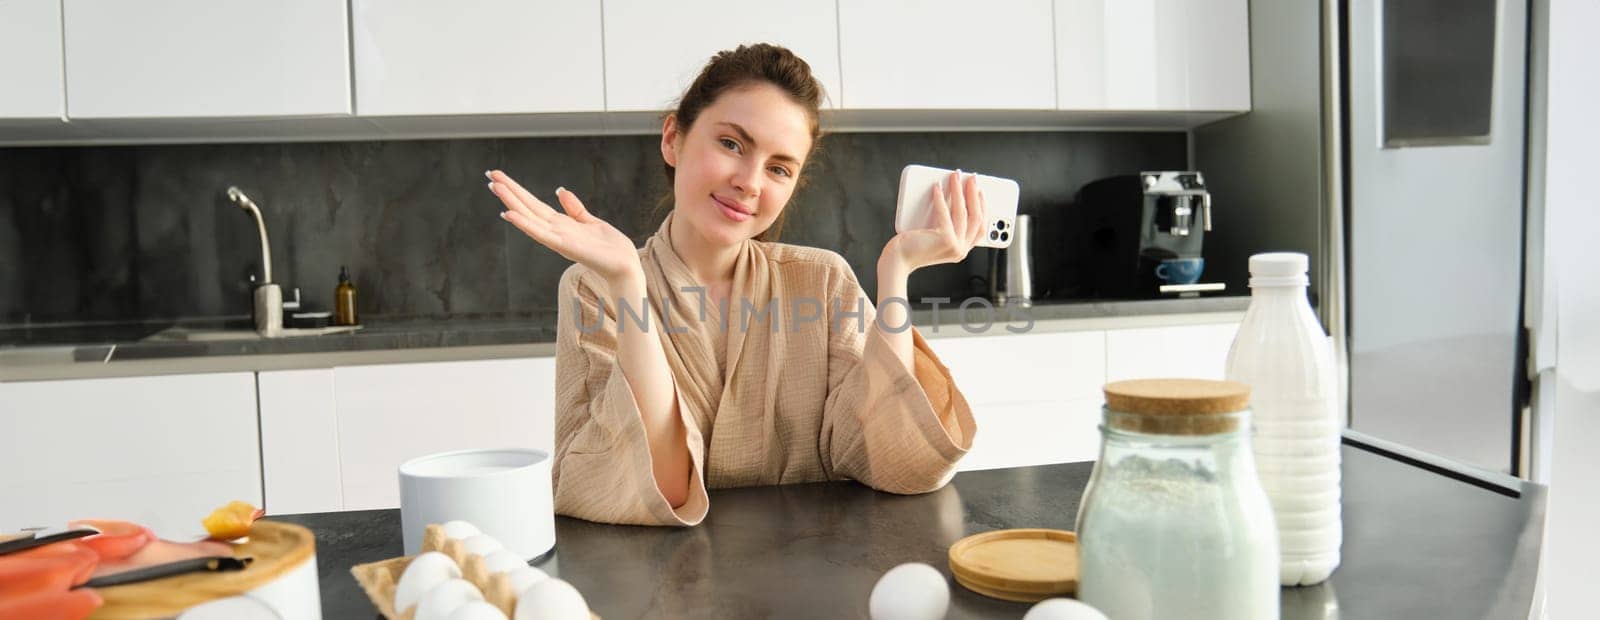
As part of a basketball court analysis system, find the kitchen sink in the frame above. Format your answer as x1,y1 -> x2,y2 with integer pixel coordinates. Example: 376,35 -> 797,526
142,324 -> 363,342
0,322 -> 175,347
142,325 -> 265,342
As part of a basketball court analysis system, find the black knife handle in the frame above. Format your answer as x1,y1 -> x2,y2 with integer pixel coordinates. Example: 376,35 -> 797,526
79,556 -> 253,589
0,529 -> 98,556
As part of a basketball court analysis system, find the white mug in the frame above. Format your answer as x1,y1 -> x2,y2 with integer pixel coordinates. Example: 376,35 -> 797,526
398,448 -> 555,560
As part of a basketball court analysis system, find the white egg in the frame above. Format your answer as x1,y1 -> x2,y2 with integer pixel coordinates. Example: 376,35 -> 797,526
481,549 -> 528,575
441,520 -> 482,540
868,562 -> 949,620
394,552 -> 462,614
413,578 -> 484,620
506,565 -> 550,593
513,578 -> 589,620
446,600 -> 507,620
1022,598 -> 1110,620
461,534 -> 504,557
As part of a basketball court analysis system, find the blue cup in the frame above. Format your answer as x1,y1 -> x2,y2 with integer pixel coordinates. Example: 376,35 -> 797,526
1155,257 -> 1205,285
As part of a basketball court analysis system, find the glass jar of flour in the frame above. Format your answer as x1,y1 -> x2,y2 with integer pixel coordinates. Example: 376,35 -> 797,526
1075,379 -> 1280,620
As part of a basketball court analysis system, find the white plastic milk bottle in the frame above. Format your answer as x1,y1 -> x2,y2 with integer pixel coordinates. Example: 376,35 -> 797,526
1225,252 -> 1342,585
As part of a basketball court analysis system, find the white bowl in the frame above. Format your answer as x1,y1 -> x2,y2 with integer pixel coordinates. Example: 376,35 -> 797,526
399,448 -> 555,560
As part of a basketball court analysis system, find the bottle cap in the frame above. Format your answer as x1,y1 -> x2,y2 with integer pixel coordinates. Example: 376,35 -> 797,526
1248,252 -> 1310,287
339,266 -> 351,283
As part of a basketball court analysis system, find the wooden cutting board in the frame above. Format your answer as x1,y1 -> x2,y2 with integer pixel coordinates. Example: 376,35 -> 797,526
89,520 -> 315,619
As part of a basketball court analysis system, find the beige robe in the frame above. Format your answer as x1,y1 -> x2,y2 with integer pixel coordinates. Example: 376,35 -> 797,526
552,214 -> 977,526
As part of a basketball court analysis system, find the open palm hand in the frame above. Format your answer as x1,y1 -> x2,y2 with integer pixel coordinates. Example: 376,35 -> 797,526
487,170 -> 643,284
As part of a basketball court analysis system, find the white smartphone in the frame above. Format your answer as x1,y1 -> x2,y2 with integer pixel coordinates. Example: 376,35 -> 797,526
894,164 -> 1021,249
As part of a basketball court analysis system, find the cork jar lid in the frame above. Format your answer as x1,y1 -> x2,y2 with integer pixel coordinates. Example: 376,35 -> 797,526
1102,379 -> 1251,435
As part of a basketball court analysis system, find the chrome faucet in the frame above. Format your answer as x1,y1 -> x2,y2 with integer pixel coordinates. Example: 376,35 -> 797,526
227,186 -> 282,336
227,186 -> 272,284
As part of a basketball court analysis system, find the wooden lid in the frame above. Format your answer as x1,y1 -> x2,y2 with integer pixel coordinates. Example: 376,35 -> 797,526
92,520 -> 315,619
1102,379 -> 1251,435
947,529 -> 1077,603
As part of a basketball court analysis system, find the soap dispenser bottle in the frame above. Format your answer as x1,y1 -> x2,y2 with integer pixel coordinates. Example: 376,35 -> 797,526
334,266 -> 358,326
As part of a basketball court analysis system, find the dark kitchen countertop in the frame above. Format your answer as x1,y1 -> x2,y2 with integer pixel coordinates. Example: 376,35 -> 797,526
274,439 -> 1544,619
0,296 -> 1247,370
908,294 -> 1248,334
115,316 -> 553,361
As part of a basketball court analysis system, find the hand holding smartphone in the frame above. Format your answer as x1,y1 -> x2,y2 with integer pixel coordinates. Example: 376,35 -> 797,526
894,164 -> 1021,249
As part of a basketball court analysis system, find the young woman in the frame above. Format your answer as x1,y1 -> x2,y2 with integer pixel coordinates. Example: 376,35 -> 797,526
486,44 -> 986,526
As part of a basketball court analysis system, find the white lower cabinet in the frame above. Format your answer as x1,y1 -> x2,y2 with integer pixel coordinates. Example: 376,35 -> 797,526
959,399 -> 1105,472
928,330 -> 1108,470
0,373 -> 261,539
929,319 -> 1243,471
927,330 -> 1107,405
257,357 -> 557,514
333,358 -> 556,510
258,368 -> 343,515
1104,322 -> 1240,382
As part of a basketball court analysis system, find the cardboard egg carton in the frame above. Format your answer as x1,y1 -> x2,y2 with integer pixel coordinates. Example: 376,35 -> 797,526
352,524 -> 584,619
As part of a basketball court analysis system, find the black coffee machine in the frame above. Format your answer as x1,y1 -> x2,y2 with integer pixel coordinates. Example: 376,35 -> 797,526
1075,171 -> 1223,298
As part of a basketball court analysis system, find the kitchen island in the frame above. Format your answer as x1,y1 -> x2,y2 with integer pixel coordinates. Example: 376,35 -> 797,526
276,439 -> 1543,619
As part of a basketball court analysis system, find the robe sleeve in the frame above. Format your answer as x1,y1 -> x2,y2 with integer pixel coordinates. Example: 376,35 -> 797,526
817,255 -> 978,494
551,265 -> 711,526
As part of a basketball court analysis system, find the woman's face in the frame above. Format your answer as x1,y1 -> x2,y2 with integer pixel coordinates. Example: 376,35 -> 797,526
662,83 -> 813,248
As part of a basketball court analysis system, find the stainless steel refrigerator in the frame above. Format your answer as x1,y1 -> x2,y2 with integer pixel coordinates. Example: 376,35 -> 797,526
1195,0 -> 1531,477
1344,0 -> 1528,475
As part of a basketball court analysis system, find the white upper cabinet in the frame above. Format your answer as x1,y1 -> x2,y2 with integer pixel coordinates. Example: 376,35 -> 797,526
63,0 -> 351,119
837,0 -> 1056,110
0,0 -> 1252,143
352,0 -> 604,116
602,1 -> 842,112
1055,0 -> 1250,111
1181,0 -> 1251,110
0,0 -> 65,119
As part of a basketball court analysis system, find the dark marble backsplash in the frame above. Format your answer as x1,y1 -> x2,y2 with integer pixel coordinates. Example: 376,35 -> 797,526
0,132 -> 1186,325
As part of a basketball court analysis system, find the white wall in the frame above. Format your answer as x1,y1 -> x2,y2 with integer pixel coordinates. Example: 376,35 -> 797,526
1533,0 -> 1600,617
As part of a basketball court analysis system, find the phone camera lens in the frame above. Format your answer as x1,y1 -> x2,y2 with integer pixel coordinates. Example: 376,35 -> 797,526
997,220 -> 1008,230
999,231 -> 1010,243
989,230 -> 1000,241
